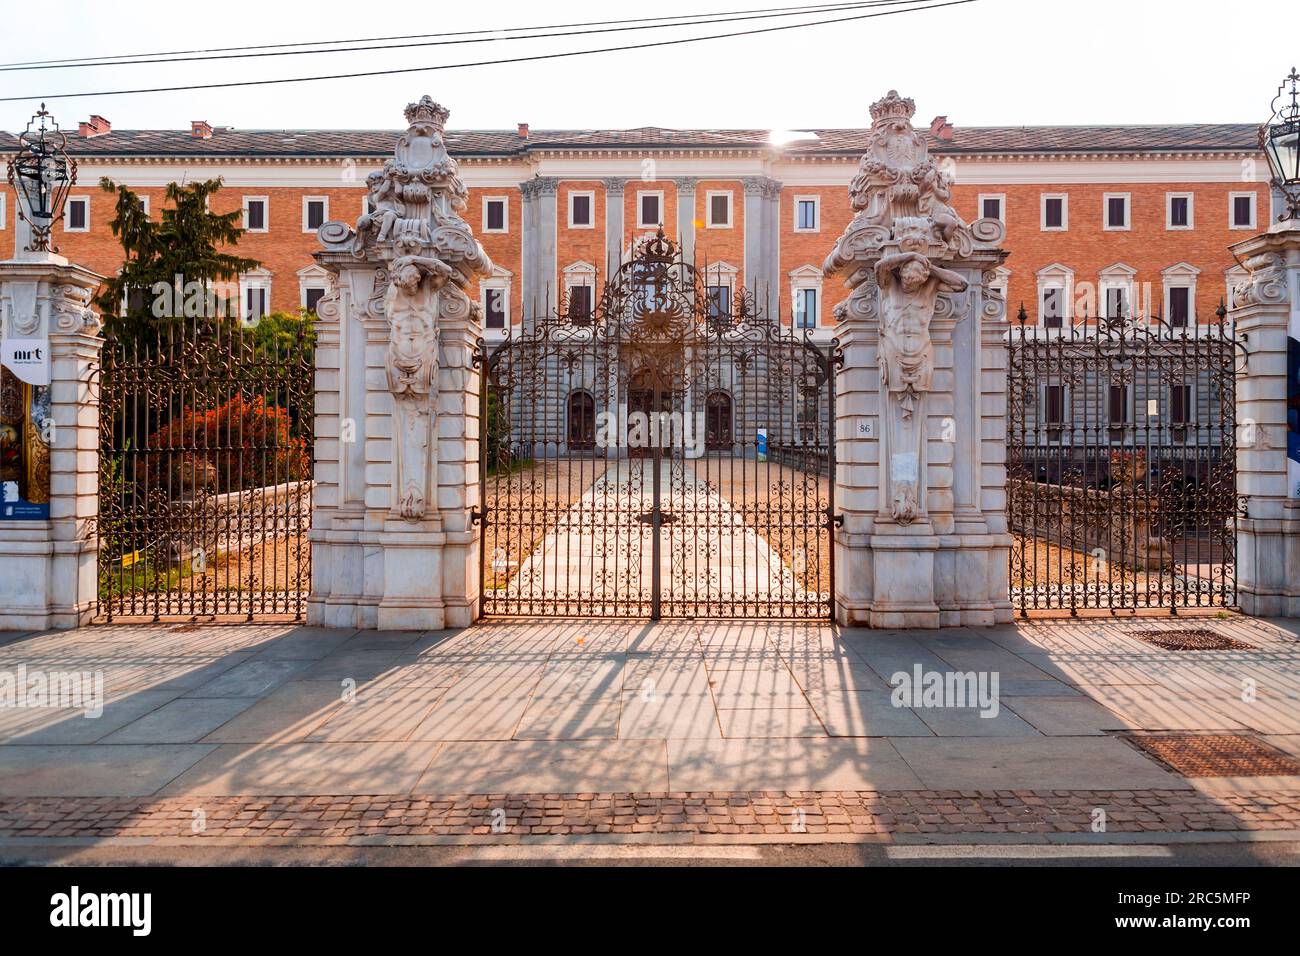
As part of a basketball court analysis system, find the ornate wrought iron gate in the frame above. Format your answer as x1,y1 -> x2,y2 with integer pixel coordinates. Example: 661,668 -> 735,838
96,314 -> 314,622
1007,311 -> 1243,614
478,231 -> 835,619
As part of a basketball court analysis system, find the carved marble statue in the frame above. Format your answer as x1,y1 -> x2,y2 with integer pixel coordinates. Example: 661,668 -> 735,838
875,219 -> 968,417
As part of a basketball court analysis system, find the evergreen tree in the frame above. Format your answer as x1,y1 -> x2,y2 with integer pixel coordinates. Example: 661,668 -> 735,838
95,177 -> 260,344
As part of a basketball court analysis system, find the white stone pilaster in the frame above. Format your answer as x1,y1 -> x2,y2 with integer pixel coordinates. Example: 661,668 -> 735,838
0,255 -> 104,630
1230,224 -> 1300,617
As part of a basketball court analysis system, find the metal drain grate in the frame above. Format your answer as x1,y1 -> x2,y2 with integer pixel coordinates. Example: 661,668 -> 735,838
1122,733 -> 1300,777
1126,628 -> 1256,651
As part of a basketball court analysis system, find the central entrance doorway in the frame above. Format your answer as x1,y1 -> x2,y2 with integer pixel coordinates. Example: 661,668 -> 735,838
478,231 -> 835,620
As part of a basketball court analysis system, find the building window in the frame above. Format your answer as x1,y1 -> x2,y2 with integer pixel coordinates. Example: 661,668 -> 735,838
705,391 -> 733,452
483,197 -> 508,233
243,197 -> 268,233
1104,193 -> 1130,230
302,286 -> 326,313
1229,192 -> 1256,230
567,284 -> 593,324
794,196 -> 819,232
978,194 -> 1005,223
1104,286 -> 1128,319
1170,384 -> 1193,426
794,287 -> 818,329
302,197 -> 327,233
1041,194 -> 1067,231
1041,287 -> 1065,329
1108,384 -> 1130,430
707,284 -> 732,321
245,285 -> 268,323
64,196 -> 89,232
568,191 -> 593,229
1043,385 -> 1066,426
482,285 -> 508,329
637,191 -> 663,228
1167,285 -> 1191,327
567,390 -> 597,452
1166,193 -> 1193,230
0,194 -> 6,230
706,191 -> 732,228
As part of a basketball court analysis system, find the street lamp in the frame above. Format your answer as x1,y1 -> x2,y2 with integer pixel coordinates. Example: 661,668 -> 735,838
5,104 -> 76,253
1261,68 -> 1300,222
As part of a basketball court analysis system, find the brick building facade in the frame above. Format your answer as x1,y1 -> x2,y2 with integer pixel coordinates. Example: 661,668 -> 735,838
0,117 -> 1272,340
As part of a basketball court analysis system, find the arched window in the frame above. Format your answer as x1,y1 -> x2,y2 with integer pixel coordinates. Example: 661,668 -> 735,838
567,390 -> 596,452
705,391 -> 733,452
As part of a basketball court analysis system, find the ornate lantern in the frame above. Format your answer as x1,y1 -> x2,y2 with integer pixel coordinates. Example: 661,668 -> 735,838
1261,68 -> 1300,222
5,104 -> 76,253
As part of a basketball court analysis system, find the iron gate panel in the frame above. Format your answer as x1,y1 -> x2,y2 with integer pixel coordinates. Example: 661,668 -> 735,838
96,315 -> 314,622
1007,312 -> 1242,614
479,231 -> 834,620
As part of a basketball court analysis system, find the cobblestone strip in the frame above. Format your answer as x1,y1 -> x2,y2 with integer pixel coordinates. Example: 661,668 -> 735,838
2,789 -> 1299,841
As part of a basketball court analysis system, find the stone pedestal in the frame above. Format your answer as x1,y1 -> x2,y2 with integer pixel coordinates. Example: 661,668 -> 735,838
307,96 -> 491,630
826,91 -> 1012,629
0,253 -> 104,630
1230,223 -> 1300,617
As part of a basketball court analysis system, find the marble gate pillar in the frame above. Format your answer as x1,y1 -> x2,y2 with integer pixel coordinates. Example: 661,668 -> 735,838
1230,223 -> 1300,617
825,91 -> 1012,628
309,95 -> 493,630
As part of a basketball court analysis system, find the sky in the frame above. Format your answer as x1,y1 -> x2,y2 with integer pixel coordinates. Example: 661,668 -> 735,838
0,0 -> 1294,135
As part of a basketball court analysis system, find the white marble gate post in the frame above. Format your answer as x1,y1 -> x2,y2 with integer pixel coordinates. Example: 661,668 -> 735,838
308,95 -> 492,630
1230,223 -> 1300,617
825,91 -> 1012,628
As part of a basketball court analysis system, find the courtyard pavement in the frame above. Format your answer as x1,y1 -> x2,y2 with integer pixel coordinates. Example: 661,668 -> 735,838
0,615 -> 1298,846
503,460 -> 812,611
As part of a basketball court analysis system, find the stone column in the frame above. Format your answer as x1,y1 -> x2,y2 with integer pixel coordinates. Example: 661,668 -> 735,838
309,95 -> 493,630
761,179 -> 783,317
742,177 -> 766,305
825,91 -> 1011,629
603,178 -> 626,270
676,177 -> 698,264
0,253 -> 104,630
1230,223 -> 1300,617
534,177 -> 559,321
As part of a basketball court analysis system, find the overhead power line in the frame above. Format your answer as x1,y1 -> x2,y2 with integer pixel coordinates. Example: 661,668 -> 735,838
0,1 -> 895,71
0,0 -> 975,103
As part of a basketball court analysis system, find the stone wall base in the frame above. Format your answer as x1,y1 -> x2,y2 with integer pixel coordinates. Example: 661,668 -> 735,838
835,529 -> 1012,629
0,530 -> 97,631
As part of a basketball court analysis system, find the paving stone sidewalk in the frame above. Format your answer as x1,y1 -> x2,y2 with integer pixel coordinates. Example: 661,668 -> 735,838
2,788 -> 1299,844
0,615 -> 1298,844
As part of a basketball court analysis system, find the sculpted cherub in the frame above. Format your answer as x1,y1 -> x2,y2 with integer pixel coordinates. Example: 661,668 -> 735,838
916,162 -> 963,243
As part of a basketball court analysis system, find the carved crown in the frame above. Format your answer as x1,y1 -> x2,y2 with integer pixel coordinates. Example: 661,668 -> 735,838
869,90 -> 916,124
404,95 -> 450,128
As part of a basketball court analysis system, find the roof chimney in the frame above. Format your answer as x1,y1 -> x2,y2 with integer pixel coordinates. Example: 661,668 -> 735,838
517,122 -> 529,139
929,115 -> 954,141
78,114 -> 111,138
191,120 -> 214,140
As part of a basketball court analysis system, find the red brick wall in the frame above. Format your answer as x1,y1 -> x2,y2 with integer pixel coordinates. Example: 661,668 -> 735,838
693,180 -> 746,288
780,185 -> 854,326
5,169 -> 1269,335
950,181 -> 1269,323
555,179 -> 607,291
467,186 -> 523,325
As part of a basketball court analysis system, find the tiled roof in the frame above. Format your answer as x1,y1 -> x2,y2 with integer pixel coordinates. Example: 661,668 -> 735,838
0,123 -> 1262,158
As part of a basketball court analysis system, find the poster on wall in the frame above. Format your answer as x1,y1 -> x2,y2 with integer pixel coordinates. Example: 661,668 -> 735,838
0,367 -> 51,520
